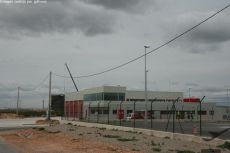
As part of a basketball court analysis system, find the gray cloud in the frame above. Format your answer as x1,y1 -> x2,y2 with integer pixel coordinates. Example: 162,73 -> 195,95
0,83 -> 17,92
184,83 -> 199,87
0,0 -> 116,38
160,11 -> 230,53
192,87 -> 225,93
83,0 -> 155,13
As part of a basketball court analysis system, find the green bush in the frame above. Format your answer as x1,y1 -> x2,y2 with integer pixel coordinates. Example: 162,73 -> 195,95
177,150 -> 195,153
217,141 -> 230,150
103,135 -> 120,138
152,148 -> 161,152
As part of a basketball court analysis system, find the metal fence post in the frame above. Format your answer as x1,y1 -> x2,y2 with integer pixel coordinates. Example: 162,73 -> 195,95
199,96 -> 205,136
133,101 -> 136,128
151,98 -> 157,129
88,102 -> 92,122
119,101 -> 124,126
97,101 -> 100,123
173,100 -> 175,133
108,101 -> 112,125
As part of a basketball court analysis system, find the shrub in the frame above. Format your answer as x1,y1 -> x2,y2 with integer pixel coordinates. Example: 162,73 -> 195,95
117,137 -> 138,142
177,150 -> 195,153
217,141 -> 230,150
152,148 -> 161,152
103,135 -> 120,138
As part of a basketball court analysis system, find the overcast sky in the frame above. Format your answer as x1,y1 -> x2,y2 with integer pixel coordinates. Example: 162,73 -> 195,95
0,0 -> 230,108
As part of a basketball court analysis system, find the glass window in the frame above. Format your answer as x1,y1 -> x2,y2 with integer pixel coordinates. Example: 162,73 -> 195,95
104,93 -> 125,101
103,109 -> 109,114
127,110 -> 133,114
98,109 -> 102,114
84,92 -> 125,101
198,111 -> 207,115
113,110 -> 117,115
209,110 -> 214,115
91,109 -> 95,114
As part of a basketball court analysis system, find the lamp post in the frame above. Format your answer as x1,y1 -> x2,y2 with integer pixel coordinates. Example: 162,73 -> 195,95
227,89 -> 230,112
189,88 -> 191,102
144,45 -> 150,128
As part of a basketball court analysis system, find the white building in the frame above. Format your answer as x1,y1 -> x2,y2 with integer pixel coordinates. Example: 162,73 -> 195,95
64,85 -> 228,121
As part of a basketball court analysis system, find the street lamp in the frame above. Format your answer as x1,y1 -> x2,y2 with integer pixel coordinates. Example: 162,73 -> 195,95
227,89 -> 230,110
188,88 -> 191,102
144,45 -> 150,128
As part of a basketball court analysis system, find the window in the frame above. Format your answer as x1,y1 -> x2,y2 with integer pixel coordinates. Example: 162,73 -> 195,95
209,110 -> 214,115
98,109 -> 102,114
91,109 -> 95,114
127,110 -> 133,114
113,110 -> 117,115
198,111 -> 207,115
84,92 -> 125,101
103,109 -> 109,114
104,93 -> 125,101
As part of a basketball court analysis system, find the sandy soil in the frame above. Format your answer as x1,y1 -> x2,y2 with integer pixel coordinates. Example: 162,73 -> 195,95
36,119 -> 60,125
1,129 -> 140,153
0,113 -> 21,119
1,124 -> 229,153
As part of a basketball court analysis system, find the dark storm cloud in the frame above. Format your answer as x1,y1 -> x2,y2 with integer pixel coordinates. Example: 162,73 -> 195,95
189,17 -> 230,43
160,11 -> 230,53
83,0 -> 155,13
0,0 -> 116,38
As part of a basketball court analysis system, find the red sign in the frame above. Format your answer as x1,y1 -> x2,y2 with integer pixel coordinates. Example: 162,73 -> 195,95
183,98 -> 200,103
117,110 -> 124,119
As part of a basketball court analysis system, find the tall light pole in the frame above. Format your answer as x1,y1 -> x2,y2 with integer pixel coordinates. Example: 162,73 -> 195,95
47,71 -> 52,121
189,88 -> 191,102
16,87 -> 20,116
144,45 -> 150,128
227,89 -> 230,111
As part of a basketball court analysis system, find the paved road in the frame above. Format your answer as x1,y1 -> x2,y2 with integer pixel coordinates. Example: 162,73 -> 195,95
0,137 -> 17,153
0,117 -> 42,153
0,117 -> 60,153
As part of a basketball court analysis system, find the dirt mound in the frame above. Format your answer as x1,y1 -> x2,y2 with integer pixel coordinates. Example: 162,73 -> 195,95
36,119 -> 60,125
0,113 -> 20,119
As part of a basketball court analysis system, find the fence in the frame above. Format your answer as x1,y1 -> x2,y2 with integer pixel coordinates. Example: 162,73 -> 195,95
63,97 -> 230,140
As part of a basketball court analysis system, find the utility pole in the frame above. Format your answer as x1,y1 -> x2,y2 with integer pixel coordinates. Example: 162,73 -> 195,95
16,87 -> 20,116
47,71 -> 52,120
42,100 -> 44,109
144,45 -> 150,128
227,89 -> 230,114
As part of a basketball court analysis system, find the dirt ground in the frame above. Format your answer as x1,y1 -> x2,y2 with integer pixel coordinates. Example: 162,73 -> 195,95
1,123 -> 229,153
0,113 -> 21,119
1,129 -> 139,153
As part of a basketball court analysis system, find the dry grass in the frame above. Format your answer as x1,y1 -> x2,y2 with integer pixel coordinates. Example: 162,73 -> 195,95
36,119 -> 60,125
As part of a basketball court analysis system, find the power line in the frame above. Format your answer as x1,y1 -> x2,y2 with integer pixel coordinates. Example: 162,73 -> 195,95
20,73 -> 49,91
53,4 -> 230,79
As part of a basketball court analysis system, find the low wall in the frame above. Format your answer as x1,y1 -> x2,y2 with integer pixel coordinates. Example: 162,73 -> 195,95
60,120 -> 229,146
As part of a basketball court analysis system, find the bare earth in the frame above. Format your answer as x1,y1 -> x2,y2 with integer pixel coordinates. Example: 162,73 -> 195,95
1,129 -> 139,153
1,123 -> 229,153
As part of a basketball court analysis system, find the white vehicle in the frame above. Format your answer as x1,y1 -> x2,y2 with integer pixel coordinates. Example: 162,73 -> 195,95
126,113 -> 134,121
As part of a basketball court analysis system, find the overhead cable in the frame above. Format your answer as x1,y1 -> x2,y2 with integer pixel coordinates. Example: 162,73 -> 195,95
53,4 -> 230,79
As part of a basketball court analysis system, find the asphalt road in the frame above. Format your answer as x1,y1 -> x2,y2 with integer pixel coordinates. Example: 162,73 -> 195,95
0,117 -> 54,153
0,137 -> 17,153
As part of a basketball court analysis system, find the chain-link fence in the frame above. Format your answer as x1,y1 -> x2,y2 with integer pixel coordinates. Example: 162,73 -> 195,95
64,97 -> 230,140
